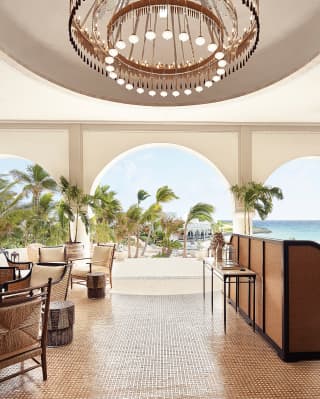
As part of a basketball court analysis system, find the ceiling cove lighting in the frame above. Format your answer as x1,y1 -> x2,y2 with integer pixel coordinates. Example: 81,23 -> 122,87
69,0 -> 260,99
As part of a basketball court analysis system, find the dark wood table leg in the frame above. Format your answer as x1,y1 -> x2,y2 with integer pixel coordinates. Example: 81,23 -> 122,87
211,267 -> 213,315
236,276 -> 239,312
203,260 -> 205,300
252,276 -> 256,332
224,277 -> 227,334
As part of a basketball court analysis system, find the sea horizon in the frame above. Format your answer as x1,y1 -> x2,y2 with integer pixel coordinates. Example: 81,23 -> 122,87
220,219 -> 320,242
252,219 -> 320,242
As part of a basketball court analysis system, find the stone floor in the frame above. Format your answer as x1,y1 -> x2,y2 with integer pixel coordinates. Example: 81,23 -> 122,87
1,283 -> 320,399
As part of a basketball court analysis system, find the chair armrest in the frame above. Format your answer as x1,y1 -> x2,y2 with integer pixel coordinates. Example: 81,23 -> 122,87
88,261 -> 109,267
36,262 -> 67,267
69,257 -> 91,262
8,260 -> 33,269
86,262 -> 93,273
3,271 -> 32,291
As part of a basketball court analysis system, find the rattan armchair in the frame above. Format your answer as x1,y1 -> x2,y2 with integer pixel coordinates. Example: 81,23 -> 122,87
0,267 -> 17,291
0,278 -> 52,383
1,250 -> 32,278
3,264 -> 71,301
71,243 -> 115,288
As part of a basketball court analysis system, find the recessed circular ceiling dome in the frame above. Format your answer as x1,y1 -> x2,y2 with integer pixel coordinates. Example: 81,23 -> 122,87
69,0 -> 259,100
0,0 -> 319,106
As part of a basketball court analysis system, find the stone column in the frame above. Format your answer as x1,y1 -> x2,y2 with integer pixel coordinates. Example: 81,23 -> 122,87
69,124 -> 83,187
233,127 -> 252,234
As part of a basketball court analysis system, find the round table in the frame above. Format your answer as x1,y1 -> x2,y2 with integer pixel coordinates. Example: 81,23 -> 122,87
87,272 -> 106,299
47,300 -> 75,346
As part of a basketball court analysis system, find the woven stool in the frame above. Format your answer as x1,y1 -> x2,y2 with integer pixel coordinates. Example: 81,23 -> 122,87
47,301 -> 75,347
87,272 -> 106,299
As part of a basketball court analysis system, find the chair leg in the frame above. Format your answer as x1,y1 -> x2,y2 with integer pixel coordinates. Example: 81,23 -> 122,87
41,351 -> 47,380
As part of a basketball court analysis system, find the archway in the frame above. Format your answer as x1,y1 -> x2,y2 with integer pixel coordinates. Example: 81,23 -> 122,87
90,143 -> 233,253
91,143 -> 233,219
88,144 -> 233,294
253,156 -> 320,241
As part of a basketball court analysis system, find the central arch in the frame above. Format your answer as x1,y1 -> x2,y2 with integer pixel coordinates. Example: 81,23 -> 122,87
89,143 -> 234,231
90,143 -> 231,195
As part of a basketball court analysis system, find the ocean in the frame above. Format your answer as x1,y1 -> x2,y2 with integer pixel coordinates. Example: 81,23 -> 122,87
252,220 -> 320,242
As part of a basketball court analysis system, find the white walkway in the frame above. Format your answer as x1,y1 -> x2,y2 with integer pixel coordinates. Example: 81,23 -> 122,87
112,258 -> 220,295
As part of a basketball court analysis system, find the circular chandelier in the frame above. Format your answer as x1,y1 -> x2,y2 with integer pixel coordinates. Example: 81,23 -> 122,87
69,0 -> 260,99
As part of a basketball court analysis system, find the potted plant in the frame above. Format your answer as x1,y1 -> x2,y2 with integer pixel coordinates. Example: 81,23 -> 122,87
57,176 -> 93,259
210,231 -> 225,260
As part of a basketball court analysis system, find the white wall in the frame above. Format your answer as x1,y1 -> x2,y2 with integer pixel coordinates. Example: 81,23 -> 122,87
0,124 -> 320,195
0,128 -> 69,181
83,129 -> 238,193
252,130 -> 320,182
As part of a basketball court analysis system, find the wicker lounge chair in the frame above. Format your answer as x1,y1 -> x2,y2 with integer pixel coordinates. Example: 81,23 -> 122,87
1,250 -> 32,277
0,267 -> 17,291
71,243 -> 115,288
3,263 -> 71,302
0,278 -> 52,382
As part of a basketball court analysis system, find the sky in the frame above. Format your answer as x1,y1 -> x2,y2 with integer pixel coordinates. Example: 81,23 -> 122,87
1,150 -> 320,221
99,145 -> 233,220
265,156 -> 320,220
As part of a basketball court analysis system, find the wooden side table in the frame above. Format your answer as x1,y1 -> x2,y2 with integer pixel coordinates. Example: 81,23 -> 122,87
47,300 -> 75,346
87,272 -> 106,299
203,258 -> 256,334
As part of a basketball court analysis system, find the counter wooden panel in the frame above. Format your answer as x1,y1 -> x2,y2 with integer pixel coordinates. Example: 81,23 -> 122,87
288,245 -> 320,352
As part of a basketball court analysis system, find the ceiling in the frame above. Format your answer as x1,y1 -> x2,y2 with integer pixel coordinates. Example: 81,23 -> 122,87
0,0 -> 319,107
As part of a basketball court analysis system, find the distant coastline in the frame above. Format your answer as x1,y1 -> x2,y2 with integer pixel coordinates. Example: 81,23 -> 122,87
253,226 -> 272,234
253,220 -> 320,242
221,220 -> 320,242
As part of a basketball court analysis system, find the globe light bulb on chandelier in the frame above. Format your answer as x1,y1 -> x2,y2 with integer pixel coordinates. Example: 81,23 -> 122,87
69,0 -> 260,100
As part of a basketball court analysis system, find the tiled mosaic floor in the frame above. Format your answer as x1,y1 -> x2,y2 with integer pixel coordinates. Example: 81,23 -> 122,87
2,284 -> 320,399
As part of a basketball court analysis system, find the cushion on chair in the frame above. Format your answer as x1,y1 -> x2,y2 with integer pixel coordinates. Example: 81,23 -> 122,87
27,243 -> 43,263
71,261 -> 90,277
39,247 -> 65,263
30,265 -> 65,287
92,245 -> 113,268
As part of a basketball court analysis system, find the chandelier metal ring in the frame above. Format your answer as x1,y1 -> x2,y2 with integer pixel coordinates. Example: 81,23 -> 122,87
69,0 -> 260,99
107,0 -> 224,76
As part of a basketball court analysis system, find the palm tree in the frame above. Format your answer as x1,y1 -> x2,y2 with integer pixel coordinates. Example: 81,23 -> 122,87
134,189 -> 150,257
91,184 -> 122,242
27,192 -> 65,244
0,177 -> 26,246
156,185 -> 179,204
125,204 -> 142,258
231,181 -> 283,235
137,189 -> 150,206
140,203 -> 162,256
183,202 -> 214,257
158,214 -> 184,256
0,177 -> 22,218
7,164 -> 59,244
58,176 -> 93,243
139,185 -> 179,256
93,185 -> 122,222
9,164 -> 57,215
114,211 -> 129,246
